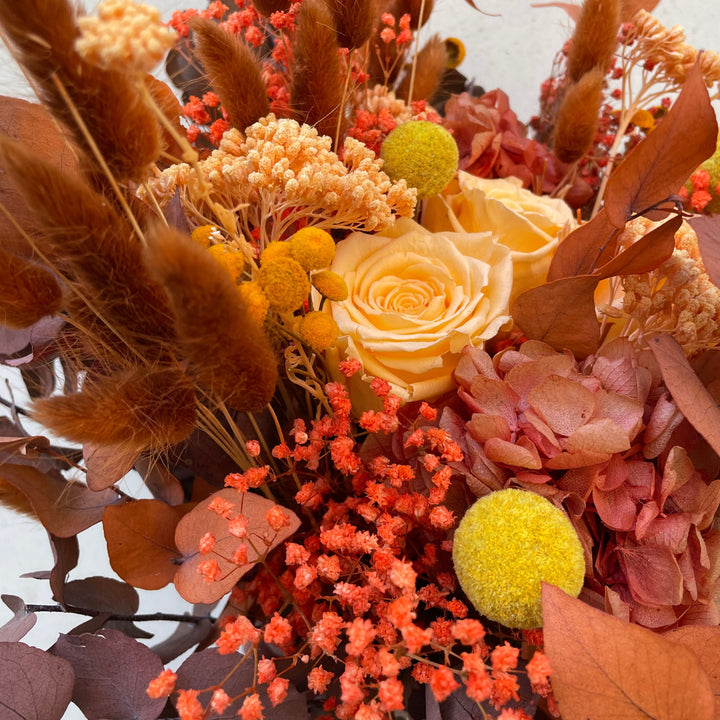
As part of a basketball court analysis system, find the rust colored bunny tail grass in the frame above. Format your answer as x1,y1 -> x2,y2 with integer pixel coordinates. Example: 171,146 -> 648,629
290,0 -> 345,146
144,75 -> 187,163
188,17 -> 269,133
553,68 -> 604,163
31,367 -> 197,453
0,137 -> 174,352
0,247 -> 63,328
251,0 -> 291,17
0,478 -> 36,519
396,34 -> 446,104
566,0 -> 621,83
143,227 -> 278,412
395,0 -> 434,29
328,0 -> 376,51
0,0 -> 161,182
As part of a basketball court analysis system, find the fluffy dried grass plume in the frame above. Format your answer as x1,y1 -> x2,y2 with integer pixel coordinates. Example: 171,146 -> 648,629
396,34 -> 446,104
188,16 -> 270,133
0,248 -> 63,328
143,226 -> 278,412
32,367 -> 198,454
394,0 -> 434,29
553,68 -> 604,163
290,0 -> 345,146
0,0 -> 162,182
251,0 -> 291,17
567,0 -> 621,83
328,0 -> 376,50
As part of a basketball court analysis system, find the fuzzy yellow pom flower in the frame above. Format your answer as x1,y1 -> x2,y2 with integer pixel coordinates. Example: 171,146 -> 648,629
208,244 -> 245,284
238,281 -> 270,324
453,489 -> 585,629
191,225 -> 222,248
257,257 -> 310,313
289,227 -> 336,271
260,241 -> 292,265
380,121 -> 458,199
311,270 -> 348,301
296,311 -> 339,352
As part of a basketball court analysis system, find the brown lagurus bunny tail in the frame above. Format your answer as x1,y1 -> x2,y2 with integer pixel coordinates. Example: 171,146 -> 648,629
566,0 -> 621,83
290,0 -> 345,147
0,247 -> 63,328
0,0 -> 161,182
188,17 -> 270,133
328,0 -> 376,51
0,137 -> 174,354
31,367 -> 198,453
553,68 -> 604,163
395,34 -> 446,104
394,0 -> 434,29
251,0 -> 291,17
143,227 -> 278,412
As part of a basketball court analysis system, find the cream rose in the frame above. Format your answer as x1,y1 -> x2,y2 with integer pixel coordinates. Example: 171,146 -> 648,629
423,172 -> 575,302
328,217 -> 513,403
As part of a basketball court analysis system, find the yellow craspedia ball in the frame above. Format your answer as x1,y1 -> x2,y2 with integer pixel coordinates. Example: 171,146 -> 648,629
260,241 -> 292,265
208,243 -> 245,284
257,257 -> 311,313
289,227 -> 336,271
238,280 -> 270,324
296,311 -> 339,352
380,120 -> 459,200
452,488 -> 585,629
191,224 -> 222,248
311,270 -> 348,301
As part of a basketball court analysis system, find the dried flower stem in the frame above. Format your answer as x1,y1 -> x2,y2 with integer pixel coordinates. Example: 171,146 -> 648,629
405,0 -> 426,104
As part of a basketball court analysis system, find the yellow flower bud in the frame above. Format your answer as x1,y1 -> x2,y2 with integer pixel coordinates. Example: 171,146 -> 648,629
260,241 -> 292,265
238,281 -> 270,324
257,257 -> 311,313
311,270 -> 348,301
289,227 -> 336,271
297,311 -> 339,352
208,243 -> 245,284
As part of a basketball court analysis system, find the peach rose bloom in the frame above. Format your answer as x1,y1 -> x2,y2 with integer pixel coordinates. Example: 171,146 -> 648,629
423,172 -> 575,302
328,217 -> 513,403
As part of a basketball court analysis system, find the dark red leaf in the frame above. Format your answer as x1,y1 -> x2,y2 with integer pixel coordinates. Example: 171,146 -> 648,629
0,642 -> 74,720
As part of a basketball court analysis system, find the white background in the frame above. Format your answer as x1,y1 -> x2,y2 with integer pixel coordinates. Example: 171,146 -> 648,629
0,1 -> 719,718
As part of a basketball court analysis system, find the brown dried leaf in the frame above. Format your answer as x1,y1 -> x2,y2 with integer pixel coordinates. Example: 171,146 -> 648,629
0,642 -> 74,720
604,62 -> 717,227
84,442 -> 140,491
512,275 -> 601,358
174,489 -> 300,604
542,583 -> 715,720
0,463 -> 121,537
618,544 -> 684,606
0,594 -> 37,642
689,215 -> 720,290
48,533 -> 79,607
102,500 -> 187,590
648,334 -> 720,457
527,375 -> 596,436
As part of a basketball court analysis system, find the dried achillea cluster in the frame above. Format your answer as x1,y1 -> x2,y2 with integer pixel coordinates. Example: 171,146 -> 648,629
621,218 -> 720,356
75,0 -> 177,74
145,114 -> 416,245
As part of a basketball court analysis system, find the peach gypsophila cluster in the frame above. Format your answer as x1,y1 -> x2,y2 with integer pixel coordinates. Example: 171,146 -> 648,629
147,370 -> 554,719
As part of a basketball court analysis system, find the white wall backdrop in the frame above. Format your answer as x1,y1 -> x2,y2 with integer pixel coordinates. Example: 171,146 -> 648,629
0,2 -> 719,719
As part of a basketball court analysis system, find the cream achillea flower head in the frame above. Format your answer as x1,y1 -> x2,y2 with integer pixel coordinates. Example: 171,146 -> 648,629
453,489 -> 585,629
142,115 -> 416,245
75,0 -> 177,75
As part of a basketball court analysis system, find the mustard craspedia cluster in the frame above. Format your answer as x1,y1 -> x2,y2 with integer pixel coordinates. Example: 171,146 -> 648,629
452,488 -> 585,629
191,224 -> 222,248
75,0 -> 177,75
289,227 -> 336,271
296,311 -> 340,352
312,270 -> 348,302
380,120 -> 459,200
238,281 -> 270,324
208,244 -> 245,284
257,257 -> 311,314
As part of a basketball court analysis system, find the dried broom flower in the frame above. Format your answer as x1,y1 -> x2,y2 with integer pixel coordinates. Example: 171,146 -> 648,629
189,16 -> 270,133
566,0 -> 621,83
290,0 -> 345,146
32,367 -> 197,453
553,68 -> 604,163
251,0 -> 291,18
328,0 -> 376,50
143,226 -> 278,412
0,248 -> 63,328
0,0 -> 161,182
0,137 -> 174,354
395,34 -> 446,104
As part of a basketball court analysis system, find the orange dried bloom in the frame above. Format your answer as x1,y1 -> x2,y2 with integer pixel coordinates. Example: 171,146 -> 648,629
346,617 -> 376,656
176,689 -> 204,720
264,613 -> 293,647
267,677 -> 289,706
430,665 -> 460,702
239,693 -> 264,720
198,558 -> 221,583
401,623 -> 433,653
309,611 -> 345,654
210,688 -> 231,714
198,532 -> 216,554
232,544 -> 249,565
491,642 -> 520,672
266,505 -> 291,530
526,650 -> 553,696
207,496 -> 235,518
216,615 -> 261,653
490,671 -> 520,709
453,619 -> 486,646
378,677 -> 405,711
146,669 -> 177,699
257,658 -> 277,683
386,596 -> 416,629
308,666 -> 334,694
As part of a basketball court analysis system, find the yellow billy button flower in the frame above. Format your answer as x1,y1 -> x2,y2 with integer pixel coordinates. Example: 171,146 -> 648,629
452,488 -> 585,629
380,120 -> 459,200
288,227 -> 336,271
191,224 -> 222,248
296,311 -> 339,352
257,257 -> 311,313
208,244 -> 245,284
311,270 -> 348,301
238,281 -> 270,324
260,241 -> 292,265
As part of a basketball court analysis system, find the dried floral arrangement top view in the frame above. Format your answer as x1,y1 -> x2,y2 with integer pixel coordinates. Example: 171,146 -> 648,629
0,0 -> 719,719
